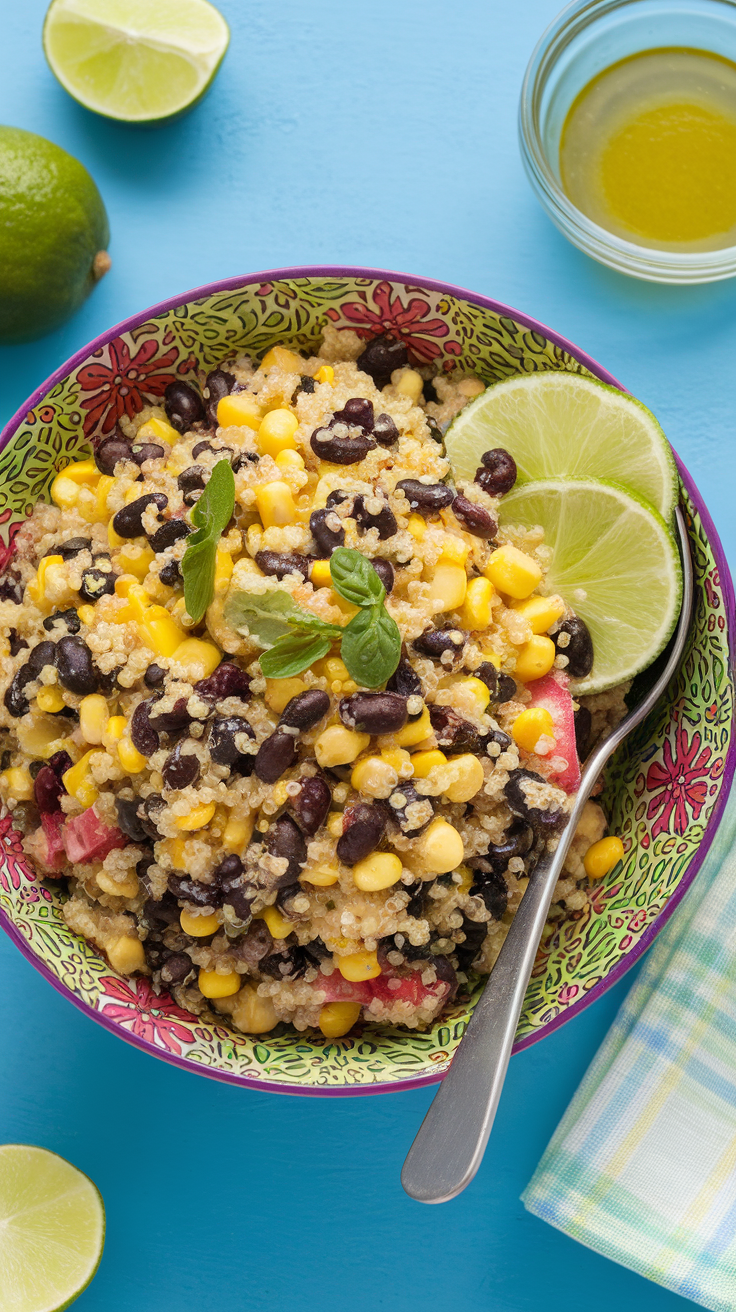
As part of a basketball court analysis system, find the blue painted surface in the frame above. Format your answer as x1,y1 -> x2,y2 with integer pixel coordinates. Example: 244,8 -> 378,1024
1,1 -> 732,1307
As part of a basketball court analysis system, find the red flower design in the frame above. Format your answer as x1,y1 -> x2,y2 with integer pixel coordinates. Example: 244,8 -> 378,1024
645,722 -> 714,838
77,336 -> 179,438
330,281 -> 449,362
99,976 -> 194,1054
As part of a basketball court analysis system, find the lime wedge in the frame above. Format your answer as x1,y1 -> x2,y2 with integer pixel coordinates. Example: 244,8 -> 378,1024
43,0 -> 230,124
0,1144 -> 104,1312
498,477 -> 682,695
444,372 -> 678,522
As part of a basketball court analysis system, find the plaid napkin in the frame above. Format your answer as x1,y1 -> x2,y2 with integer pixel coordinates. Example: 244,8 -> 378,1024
523,785 -> 736,1311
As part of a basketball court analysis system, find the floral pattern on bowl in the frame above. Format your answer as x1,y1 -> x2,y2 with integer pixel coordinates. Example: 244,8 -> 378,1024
0,267 -> 733,1095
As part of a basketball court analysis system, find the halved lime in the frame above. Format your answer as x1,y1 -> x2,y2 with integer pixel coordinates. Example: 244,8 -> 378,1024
444,372 -> 678,522
0,1144 -> 105,1312
43,0 -> 230,124
498,477 -> 682,695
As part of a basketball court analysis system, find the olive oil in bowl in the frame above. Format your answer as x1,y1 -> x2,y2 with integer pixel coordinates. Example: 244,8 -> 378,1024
560,48 -> 736,252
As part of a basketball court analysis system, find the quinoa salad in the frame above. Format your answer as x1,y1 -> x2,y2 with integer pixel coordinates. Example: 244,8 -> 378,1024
0,328 -> 627,1040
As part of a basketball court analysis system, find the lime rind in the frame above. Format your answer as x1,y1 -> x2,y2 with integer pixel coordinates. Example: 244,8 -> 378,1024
444,371 -> 678,523
497,475 -> 682,696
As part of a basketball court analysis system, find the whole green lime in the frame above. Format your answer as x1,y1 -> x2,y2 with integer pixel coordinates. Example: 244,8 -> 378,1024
0,125 -> 110,344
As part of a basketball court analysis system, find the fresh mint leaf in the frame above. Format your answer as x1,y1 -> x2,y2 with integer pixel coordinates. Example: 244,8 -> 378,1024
260,632 -> 333,678
340,603 -> 401,688
224,588 -> 343,648
182,460 -> 236,622
329,548 -> 385,608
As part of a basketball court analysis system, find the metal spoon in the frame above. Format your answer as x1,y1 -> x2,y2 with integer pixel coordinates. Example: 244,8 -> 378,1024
401,506 -> 693,1205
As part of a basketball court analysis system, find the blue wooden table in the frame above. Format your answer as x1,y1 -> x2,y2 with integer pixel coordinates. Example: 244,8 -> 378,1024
1,2 -> 734,1308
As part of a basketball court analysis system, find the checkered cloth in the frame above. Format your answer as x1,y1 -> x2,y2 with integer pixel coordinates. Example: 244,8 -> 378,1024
523,786 -> 736,1311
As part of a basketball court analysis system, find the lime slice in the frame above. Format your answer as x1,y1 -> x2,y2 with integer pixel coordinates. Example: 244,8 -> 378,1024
43,0 -> 230,124
0,1144 -> 105,1312
444,372 -> 678,522
498,477 -> 682,695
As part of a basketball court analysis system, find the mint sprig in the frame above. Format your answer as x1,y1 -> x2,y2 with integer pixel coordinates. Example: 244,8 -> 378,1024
181,460 -> 236,623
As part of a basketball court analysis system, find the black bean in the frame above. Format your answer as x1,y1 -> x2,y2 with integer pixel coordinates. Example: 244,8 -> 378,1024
554,616 -> 594,679
353,496 -> 397,540
474,662 -> 498,697
489,727 -> 512,753
235,920 -> 273,967
113,493 -> 168,539
452,493 -> 497,540
168,873 -> 217,907
474,870 -> 510,920
177,466 -> 206,505
142,892 -> 180,927
79,568 -> 116,603
51,537 -> 92,561
144,663 -> 166,688
310,427 -> 375,464
265,814 -> 307,883
396,479 -> 455,513
54,636 -> 98,695
497,672 -> 517,703
43,608 -> 80,635
423,378 -> 439,404
149,519 -> 192,553
309,507 -> 345,556
574,705 -> 592,760
255,550 -> 312,581
260,944 -> 306,980
149,697 -> 192,736
304,936 -> 331,965
339,691 -> 407,735
370,558 -> 394,594
0,576 -> 22,605
205,368 -> 236,425
8,630 -> 27,656
356,334 -> 409,388
27,641 -> 56,675
455,916 -> 488,973
483,821 -> 534,865
336,803 -> 387,866
254,729 -> 297,783
159,561 -> 181,587
115,797 -> 149,843
297,374 -> 315,395
413,628 -> 466,659
139,795 -> 166,841
161,952 -> 196,985
372,413 -> 400,446
429,705 -> 485,754
95,438 -> 131,475
34,764 -> 66,814
4,667 -> 33,717
164,380 -> 206,433
474,448 -> 517,496
163,742 -> 201,790
504,769 -> 564,831
231,452 -> 259,473
215,854 -> 252,920
332,398 -> 374,429
195,662 -> 251,704
326,490 -> 348,508
386,654 -> 422,704
131,443 -> 165,466
280,689 -> 330,731
386,783 -> 433,837
290,775 -> 331,836
276,882 -> 306,919
192,440 -> 235,460
130,699 -> 160,757
209,715 -> 255,768
213,853 -> 243,883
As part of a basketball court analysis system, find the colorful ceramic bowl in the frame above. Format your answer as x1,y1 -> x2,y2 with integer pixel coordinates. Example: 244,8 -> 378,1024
0,268 -> 733,1096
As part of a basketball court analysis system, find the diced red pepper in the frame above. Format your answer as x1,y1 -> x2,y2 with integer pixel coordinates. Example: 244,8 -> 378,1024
370,971 -> 451,1007
39,812 -> 66,871
313,972 -> 373,1004
62,806 -> 127,865
526,670 -> 581,793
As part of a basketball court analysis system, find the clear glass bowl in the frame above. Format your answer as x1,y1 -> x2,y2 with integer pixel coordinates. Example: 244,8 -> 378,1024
519,0 -> 736,283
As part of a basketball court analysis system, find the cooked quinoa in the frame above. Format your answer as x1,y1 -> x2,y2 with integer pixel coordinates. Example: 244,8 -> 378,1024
0,329 -> 624,1040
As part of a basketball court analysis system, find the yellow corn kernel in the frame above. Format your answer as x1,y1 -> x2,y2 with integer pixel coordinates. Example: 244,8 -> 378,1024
315,725 -> 370,768
16,716 -> 65,760
327,812 -> 344,838
50,473 -> 81,509
107,935 -> 146,975
301,864 -> 339,887
258,904 -> 294,940
114,575 -> 137,600
394,368 -> 423,403
511,594 -> 565,634
380,747 -> 412,775
138,607 -> 186,657
115,543 -> 154,581
62,750 -> 99,807
584,836 -> 625,880
64,458 -> 98,484
0,767 -> 34,801
319,1000 -> 362,1038
217,393 -> 262,430
96,869 -> 139,899
328,589 -> 359,620
256,408 -> 299,458
79,694 -> 109,745
427,562 -> 467,612
391,705 -> 432,749
262,346 -> 304,373
351,755 -> 398,799
117,737 -> 147,774
223,813 -> 255,853
264,677 -> 307,714
314,364 -> 334,385
484,544 -> 542,599
317,656 -> 351,685
36,686 -> 65,714
121,583 -> 150,619
172,638 -> 221,681
94,474 -> 114,521
458,377 -> 486,398
310,559 -> 332,588
180,908 -> 220,937
407,513 -> 426,541
338,949 -> 381,981
77,605 -> 96,625
26,555 -> 64,604
175,801 -> 216,831
231,984 -> 279,1033
254,481 -> 298,528
161,836 -> 188,869
479,650 -> 502,669
439,536 -> 470,567
416,817 -> 464,874
275,448 -> 305,473
213,549 -> 233,595
411,749 -> 447,778
459,576 -> 495,631
137,417 -> 179,444
514,635 -> 556,683
442,754 -> 485,803
108,519 -> 127,550
353,852 -> 403,892
198,968 -> 241,999
512,707 -> 555,753
103,715 -> 126,747
271,782 -> 289,809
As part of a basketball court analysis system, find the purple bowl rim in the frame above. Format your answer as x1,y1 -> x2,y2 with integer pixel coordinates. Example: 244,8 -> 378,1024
1,263 -> 733,1098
